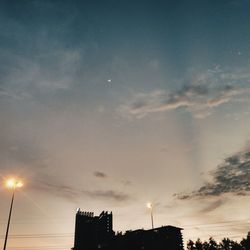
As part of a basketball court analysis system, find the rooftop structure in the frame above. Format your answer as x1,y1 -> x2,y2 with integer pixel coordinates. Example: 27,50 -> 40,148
72,209 -> 184,250
73,209 -> 113,250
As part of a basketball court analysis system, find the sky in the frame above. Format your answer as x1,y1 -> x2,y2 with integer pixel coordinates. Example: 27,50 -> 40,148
0,0 -> 250,249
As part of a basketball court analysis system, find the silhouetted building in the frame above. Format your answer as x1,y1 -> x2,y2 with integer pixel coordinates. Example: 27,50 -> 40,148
114,226 -> 184,250
73,209 -> 114,250
72,209 -> 184,250
247,232 -> 250,250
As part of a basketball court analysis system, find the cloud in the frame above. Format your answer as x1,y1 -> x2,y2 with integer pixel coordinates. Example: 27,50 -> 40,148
0,2 -> 83,101
177,147 -> 250,199
119,67 -> 250,119
0,41 -> 82,103
0,136 -> 130,203
199,199 -> 225,213
30,177 -> 131,202
93,171 -> 107,178
121,180 -> 132,186
0,117 -> 132,203
0,87 -> 15,98
83,190 -> 131,202
120,84 -> 249,119
32,180 -> 81,202
0,134 -> 50,175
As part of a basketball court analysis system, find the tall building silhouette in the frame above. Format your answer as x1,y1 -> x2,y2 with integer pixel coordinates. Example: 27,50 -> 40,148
73,210 -> 114,250
72,209 -> 184,250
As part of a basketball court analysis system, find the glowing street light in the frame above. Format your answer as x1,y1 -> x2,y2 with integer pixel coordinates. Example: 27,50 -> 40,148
3,178 -> 23,250
5,179 -> 23,189
147,202 -> 154,229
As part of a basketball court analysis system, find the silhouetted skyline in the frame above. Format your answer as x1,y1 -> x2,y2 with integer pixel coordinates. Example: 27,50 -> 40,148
73,209 -> 184,250
0,1 -> 250,249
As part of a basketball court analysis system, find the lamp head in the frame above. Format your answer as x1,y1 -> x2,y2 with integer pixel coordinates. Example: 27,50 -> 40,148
147,202 -> 152,209
5,178 -> 23,189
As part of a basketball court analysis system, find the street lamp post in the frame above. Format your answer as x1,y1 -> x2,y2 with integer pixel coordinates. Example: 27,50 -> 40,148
147,202 -> 154,229
3,178 -> 23,250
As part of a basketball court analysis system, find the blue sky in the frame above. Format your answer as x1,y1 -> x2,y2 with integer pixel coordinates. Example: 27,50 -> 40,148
0,1 -> 250,249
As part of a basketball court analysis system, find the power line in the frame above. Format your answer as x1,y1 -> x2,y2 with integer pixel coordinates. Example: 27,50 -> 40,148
6,246 -> 71,248
179,219 -> 250,231
0,233 -> 73,239
5,246 -> 71,250
183,218 -> 250,227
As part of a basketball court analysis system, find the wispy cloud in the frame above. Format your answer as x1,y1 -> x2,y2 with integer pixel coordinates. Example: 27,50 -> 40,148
32,180 -> 81,202
32,179 -> 131,202
199,199 -> 225,213
0,135 -> 50,174
0,136 -> 131,203
177,146 -> 250,199
83,190 -> 130,202
0,46 -> 82,102
120,84 -> 249,119
119,67 -> 250,119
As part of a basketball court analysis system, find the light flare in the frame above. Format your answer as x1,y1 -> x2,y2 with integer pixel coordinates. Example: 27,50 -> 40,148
5,178 -> 23,189
147,202 -> 152,209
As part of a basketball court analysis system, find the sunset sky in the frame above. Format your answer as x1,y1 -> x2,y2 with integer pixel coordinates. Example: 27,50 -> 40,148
0,1 -> 250,249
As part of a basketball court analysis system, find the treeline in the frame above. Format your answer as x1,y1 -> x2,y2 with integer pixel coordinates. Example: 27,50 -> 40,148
187,236 -> 250,250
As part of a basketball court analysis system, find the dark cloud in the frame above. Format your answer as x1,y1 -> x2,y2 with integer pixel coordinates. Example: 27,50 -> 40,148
93,171 -> 107,178
177,149 -> 250,199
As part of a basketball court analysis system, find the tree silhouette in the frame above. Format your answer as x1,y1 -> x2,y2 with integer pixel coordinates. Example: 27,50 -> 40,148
195,239 -> 203,250
208,237 -> 218,250
202,240 -> 210,250
187,234 -> 250,250
187,240 -> 195,250
220,238 -> 231,250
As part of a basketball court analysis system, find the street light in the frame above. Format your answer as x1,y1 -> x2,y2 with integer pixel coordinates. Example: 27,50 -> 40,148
3,178 -> 23,250
147,202 -> 154,229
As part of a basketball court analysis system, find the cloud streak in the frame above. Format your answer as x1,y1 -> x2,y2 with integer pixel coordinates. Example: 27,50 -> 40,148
0,137 -> 130,203
31,179 -> 131,203
83,190 -> 130,202
0,45 -> 82,102
119,67 -> 250,119
120,84 -> 249,119
199,199 -> 225,213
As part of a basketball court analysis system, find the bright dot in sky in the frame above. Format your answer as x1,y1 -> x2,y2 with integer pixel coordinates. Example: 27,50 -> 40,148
107,79 -> 112,83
